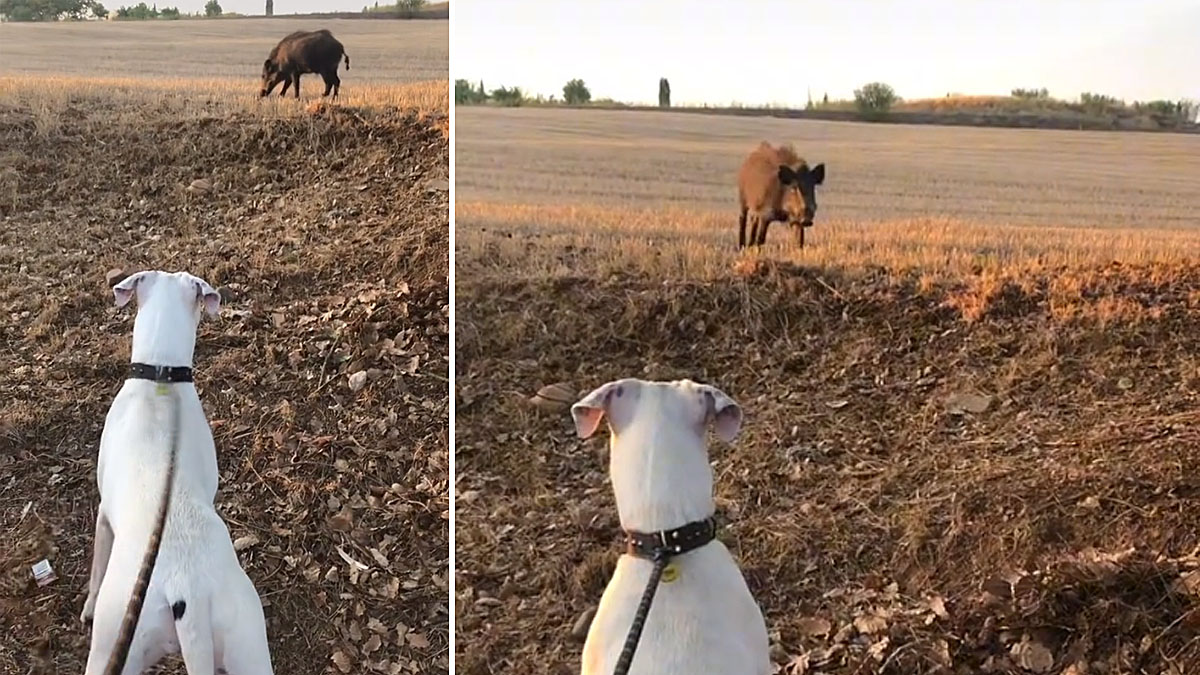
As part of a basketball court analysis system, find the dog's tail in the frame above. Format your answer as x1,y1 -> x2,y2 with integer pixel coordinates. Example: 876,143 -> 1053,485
100,385 -> 182,675
343,52 -> 350,70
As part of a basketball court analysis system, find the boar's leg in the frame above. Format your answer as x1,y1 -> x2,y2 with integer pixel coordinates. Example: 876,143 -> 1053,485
292,72 -> 301,99
279,77 -> 291,97
756,217 -> 771,247
792,223 -> 806,249
321,71 -> 341,99
738,207 -> 748,249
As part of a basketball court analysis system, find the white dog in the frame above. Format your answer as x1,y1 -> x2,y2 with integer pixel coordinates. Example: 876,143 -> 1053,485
572,378 -> 770,675
82,270 -> 274,675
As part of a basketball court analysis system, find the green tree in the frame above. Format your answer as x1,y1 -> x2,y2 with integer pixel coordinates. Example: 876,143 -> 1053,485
658,77 -> 670,108
159,5 -> 179,17
563,78 -> 590,105
489,85 -> 524,107
0,0 -> 97,20
203,0 -> 219,15
455,79 -> 489,105
89,0 -> 106,16
1080,92 -> 1121,115
853,81 -> 897,119
264,0 -> 271,15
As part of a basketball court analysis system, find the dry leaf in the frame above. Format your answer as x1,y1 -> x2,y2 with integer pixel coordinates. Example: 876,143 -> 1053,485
232,534 -> 259,552
406,632 -> 430,649
824,399 -> 849,410
1010,637 -> 1054,673
331,651 -> 353,673
795,616 -> 832,638
926,594 -> 949,620
784,652 -> 810,674
853,612 -> 888,635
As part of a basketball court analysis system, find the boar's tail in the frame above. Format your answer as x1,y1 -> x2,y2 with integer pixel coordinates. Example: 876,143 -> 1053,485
343,52 -> 350,70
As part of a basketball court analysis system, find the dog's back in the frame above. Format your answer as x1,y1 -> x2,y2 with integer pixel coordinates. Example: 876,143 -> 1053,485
582,543 -> 770,674
89,385 -> 182,675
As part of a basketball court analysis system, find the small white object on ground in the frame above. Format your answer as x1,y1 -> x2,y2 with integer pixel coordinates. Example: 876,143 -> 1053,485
32,559 -> 56,586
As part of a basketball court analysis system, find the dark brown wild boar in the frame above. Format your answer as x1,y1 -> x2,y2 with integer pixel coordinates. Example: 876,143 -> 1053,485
260,29 -> 350,100
737,142 -> 825,249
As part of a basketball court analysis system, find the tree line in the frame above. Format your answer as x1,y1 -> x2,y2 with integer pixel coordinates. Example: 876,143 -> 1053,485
455,76 -> 1198,129
1,0 -> 221,20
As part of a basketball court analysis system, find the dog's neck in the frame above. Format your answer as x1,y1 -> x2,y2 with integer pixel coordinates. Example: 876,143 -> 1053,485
129,296 -> 198,368
609,423 -> 714,534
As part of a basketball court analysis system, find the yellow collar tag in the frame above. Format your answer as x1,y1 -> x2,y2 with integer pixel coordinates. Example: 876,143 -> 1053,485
661,563 -> 680,584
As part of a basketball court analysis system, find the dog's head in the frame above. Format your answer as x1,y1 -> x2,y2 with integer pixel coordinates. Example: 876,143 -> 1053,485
571,378 -> 742,528
112,270 -> 221,367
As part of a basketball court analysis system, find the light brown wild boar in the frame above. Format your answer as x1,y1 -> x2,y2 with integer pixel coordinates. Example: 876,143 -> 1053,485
737,142 -> 826,249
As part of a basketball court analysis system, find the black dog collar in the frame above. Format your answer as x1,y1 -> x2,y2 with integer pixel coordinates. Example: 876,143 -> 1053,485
624,516 -> 718,559
128,363 -> 193,383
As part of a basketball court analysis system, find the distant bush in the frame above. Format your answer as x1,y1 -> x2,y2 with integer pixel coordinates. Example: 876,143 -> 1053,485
490,86 -> 524,107
854,82 -> 897,119
203,0 -> 219,15
454,79 -> 488,105
1012,87 -> 1050,100
562,79 -> 591,105
1080,92 -> 1122,115
658,78 -> 670,108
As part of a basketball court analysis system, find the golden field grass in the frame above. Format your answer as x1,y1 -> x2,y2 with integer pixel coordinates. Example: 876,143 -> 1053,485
0,17 -> 448,114
455,107 -> 1200,281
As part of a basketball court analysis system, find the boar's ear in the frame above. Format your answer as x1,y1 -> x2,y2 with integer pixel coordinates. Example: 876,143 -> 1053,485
810,163 -> 825,185
777,165 -> 797,185
263,58 -> 274,71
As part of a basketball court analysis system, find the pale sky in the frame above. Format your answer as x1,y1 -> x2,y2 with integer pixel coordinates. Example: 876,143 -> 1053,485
455,0 -> 1200,106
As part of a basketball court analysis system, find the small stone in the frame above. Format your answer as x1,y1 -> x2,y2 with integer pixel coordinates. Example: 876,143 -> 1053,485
186,178 -> 213,195
232,534 -> 260,551
571,607 -> 597,640
105,268 -> 126,287
348,371 -> 368,392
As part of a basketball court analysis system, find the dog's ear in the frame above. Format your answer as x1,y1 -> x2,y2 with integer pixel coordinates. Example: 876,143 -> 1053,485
112,271 -> 153,308
193,278 -> 221,317
571,379 -> 640,439
699,384 -> 742,443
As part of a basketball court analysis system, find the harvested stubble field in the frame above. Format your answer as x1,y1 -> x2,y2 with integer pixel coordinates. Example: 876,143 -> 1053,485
0,21 -> 448,675
455,107 -> 1200,673
0,18 -> 449,115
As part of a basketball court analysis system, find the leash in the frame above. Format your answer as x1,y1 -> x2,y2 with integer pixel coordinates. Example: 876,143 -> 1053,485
612,516 -> 718,675
102,369 -> 184,675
